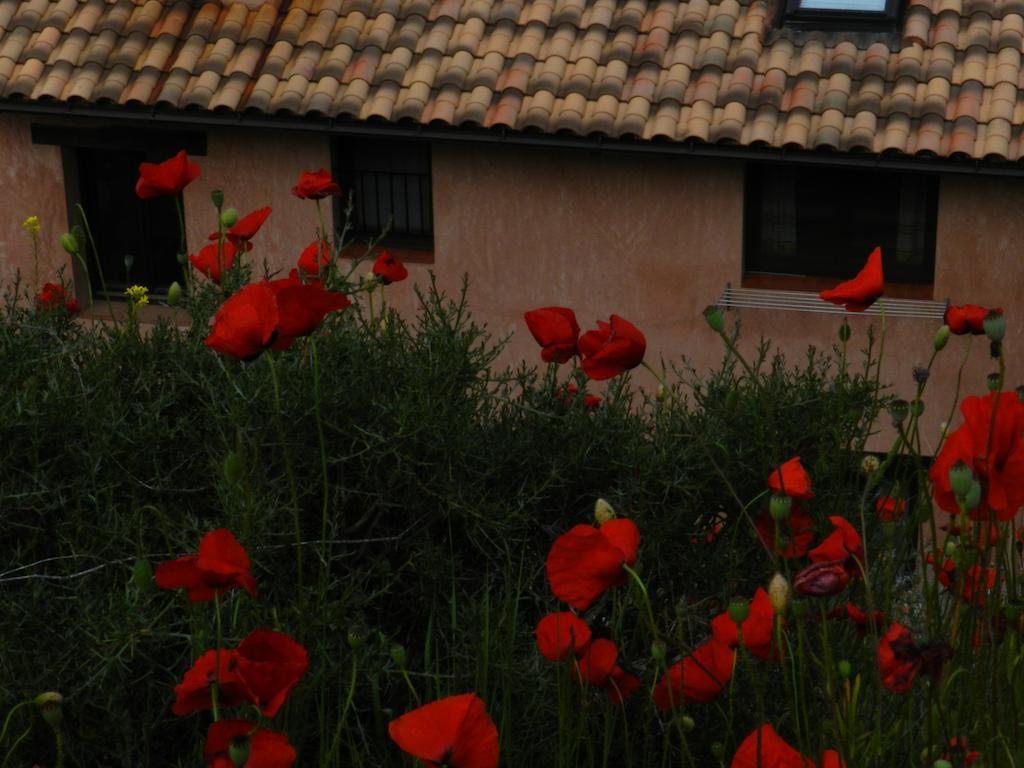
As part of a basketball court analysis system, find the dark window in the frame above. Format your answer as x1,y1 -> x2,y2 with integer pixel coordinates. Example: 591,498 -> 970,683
333,138 -> 433,250
34,124 -> 205,302
744,163 -> 938,285
782,0 -> 901,29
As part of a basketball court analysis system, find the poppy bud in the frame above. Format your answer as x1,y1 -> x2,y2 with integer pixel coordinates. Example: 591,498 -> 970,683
837,660 -> 852,679
60,232 -> 79,256
948,461 -> 973,499
33,692 -> 62,729
167,281 -> 182,307
347,625 -> 368,649
727,598 -> 750,625
794,561 -> 849,597
223,451 -> 245,485
963,480 -> 982,511
390,643 -> 406,668
229,734 -> 251,767
934,325 -> 950,351
769,494 -> 791,521
861,455 -> 880,475
838,321 -> 851,342
362,272 -> 377,293
911,399 -> 924,417
132,558 -> 152,591
220,207 -> 239,228
703,305 -> 725,334
656,383 -> 669,402
943,539 -> 959,558
594,498 -> 616,525
650,639 -> 667,661
888,399 -> 908,425
984,310 -> 1006,342
768,573 -> 790,614
710,742 -> 725,759
678,715 -> 695,732
211,190 -> 224,209
987,372 -> 1001,392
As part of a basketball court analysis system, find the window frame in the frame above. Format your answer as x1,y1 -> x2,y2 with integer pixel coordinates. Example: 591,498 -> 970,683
742,161 -> 939,294
331,136 -> 435,255
33,123 -> 206,304
781,0 -> 902,31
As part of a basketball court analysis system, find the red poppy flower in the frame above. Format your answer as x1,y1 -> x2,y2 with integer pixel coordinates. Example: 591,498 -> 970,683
809,516 -> 864,577
190,242 -> 239,285
155,528 -> 257,602
819,246 -> 884,312
756,507 -> 816,559
135,150 -> 200,199
204,283 -> 280,361
372,250 -> 408,285
944,737 -> 981,767
929,391 -> 1024,521
605,666 -> 640,704
388,693 -> 499,768
711,588 -> 779,661
875,495 -> 905,522
730,725 -> 815,768
291,168 -> 341,200
559,383 -> 602,409
267,275 -> 352,350
794,561 -> 850,597
524,307 -> 580,364
204,720 -> 296,768
576,638 -> 619,687
35,282 -> 81,316
820,750 -> 845,768
930,555 -> 997,607
296,240 -> 331,278
172,650 -> 254,716
535,612 -> 592,662
768,457 -> 814,501
844,602 -> 885,636
227,207 -> 272,247
578,315 -> 646,380
878,622 -> 919,693
545,519 -> 640,610
234,629 -> 309,717
652,638 -> 735,709
944,304 -> 1000,336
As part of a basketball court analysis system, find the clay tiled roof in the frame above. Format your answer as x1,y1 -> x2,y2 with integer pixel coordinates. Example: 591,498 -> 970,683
3,0 -> 1024,160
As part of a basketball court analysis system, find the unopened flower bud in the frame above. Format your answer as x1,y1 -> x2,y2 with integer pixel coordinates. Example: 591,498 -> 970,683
838,321 -> 851,342
176,251 -> 187,265
910,399 -> 924,417
229,734 -> 251,767
60,232 -> 79,256
948,461 -> 973,498
132,558 -> 152,591
933,325 -> 950,351
347,625 -> 368,649
594,498 -> 616,525
889,399 -> 909,425
943,538 -> 959,558
987,372 -> 1001,392
656,383 -> 669,402
390,643 -> 406,668
727,598 -> 749,625
794,561 -> 850,597
769,494 -> 791,521
710,742 -> 725,759
678,715 -> 695,732
861,455 -> 880,475
912,366 -> 929,385
33,692 -> 62,729
963,480 -> 981,511
703,305 -> 725,334
984,310 -> 1006,342
211,189 -> 224,209
768,573 -> 790,614
650,639 -> 667,661
220,207 -> 239,228
837,660 -> 852,679
223,451 -> 245,485
167,281 -> 182,307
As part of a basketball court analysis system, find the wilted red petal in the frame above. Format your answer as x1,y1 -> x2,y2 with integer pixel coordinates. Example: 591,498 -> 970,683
794,560 -> 850,597
878,622 -> 920,693
535,612 -> 591,662
819,247 -> 884,312
388,693 -> 499,768
809,516 -> 863,576
875,496 -> 905,522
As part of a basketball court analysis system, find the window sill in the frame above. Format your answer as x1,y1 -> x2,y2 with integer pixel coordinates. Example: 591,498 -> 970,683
743,272 -> 933,301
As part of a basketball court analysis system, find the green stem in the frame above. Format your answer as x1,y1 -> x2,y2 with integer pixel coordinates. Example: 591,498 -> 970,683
311,339 -> 332,585
621,563 -> 660,641
74,203 -> 115,321
54,729 -> 63,768
326,654 -> 359,764
266,353 -> 304,596
212,592 -> 223,722
716,329 -> 756,379
0,725 -> 32,768
0,701 -> 30,746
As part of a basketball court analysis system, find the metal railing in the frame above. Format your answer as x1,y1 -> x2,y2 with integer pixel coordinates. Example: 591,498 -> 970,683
715,284 -> 946,319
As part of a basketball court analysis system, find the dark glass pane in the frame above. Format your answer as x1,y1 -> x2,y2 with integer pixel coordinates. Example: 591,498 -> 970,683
744,164 -> 937,284
76,147 -> 182,297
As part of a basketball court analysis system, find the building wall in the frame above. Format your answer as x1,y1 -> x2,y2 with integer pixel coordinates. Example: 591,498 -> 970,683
2,111 -> 1020,450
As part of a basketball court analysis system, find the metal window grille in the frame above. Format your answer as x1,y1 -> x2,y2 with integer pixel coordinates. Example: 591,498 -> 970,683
716,285 -> 946,318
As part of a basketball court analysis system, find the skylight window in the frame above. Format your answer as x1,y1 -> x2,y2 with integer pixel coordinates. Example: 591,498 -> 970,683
783,0 -> 900,29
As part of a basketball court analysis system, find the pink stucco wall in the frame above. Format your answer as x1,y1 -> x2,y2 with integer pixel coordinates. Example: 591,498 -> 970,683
2,111 -> 1019,451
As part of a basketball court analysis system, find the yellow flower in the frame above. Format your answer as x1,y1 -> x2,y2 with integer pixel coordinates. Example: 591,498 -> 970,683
21,215 -> 40,237
124,285 -> 150,307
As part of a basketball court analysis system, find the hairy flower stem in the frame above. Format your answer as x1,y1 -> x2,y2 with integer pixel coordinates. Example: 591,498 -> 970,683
54,729 -> 63,768
715,329 -> 756,379
266,354 -> 304,598
0,701 -> 30,747
174,194 -> 191,292
311,340 -> 332,586
211,593 -> 223,721
326,654 -> 359,765
621,564 -> 660,642
74,204 -> 116,321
